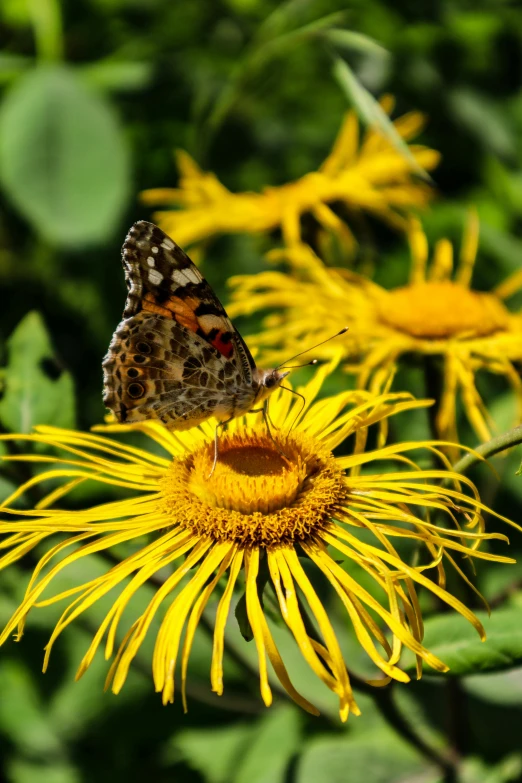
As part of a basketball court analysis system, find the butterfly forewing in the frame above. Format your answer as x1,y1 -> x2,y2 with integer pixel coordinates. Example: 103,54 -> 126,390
102,221 -> 258,429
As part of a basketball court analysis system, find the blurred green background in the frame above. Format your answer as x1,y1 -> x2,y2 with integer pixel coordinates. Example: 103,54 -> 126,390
1,1 -> 522,782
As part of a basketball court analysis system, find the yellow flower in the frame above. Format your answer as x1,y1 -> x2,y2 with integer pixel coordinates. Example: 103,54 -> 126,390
228,217 -> 522,445
141,97 -> 439,253
0,369 -> 516,721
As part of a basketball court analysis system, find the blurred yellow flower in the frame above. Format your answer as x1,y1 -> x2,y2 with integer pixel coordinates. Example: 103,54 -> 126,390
141,97 -> 439,254
0,369 -> 517,720
228,216 -> 522,445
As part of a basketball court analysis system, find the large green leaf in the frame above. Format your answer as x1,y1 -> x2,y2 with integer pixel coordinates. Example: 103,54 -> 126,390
174,706 -> 301,783
0,311 -> 75,432
0,64 -> 130,246
171,724 -> 253,783
296,727 -> 434,783
403,608 -> 522,676
234,705 -> 301,783
465,667 -> 522,707
0,659 -> 64,756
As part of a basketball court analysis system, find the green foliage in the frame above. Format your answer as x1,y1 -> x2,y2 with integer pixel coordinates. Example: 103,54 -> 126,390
296,725 -> 434,783
1,1 -> 522,782
174,706 -> 301,783
331,55 -> 429,178
0,311 -> 75,432
403,609 -> 522,677
0,65 -> 130,247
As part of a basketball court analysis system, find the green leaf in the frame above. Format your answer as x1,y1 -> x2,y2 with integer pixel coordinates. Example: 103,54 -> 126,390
331,56 -> 430,180
0,473 -> 17,502
7,759 -> 80,783
79,60 -> 153,92
234,591 -> 254,642
403,608 -> 522,676
459,754 -> 522,783
0,53 -> 32,84
253,2 -> 346,46
203,11 -> 348,144
449,88 -> 516,160
0,659 -> 64,756
234,705 -> 301,783
297,726 -> 434,783
172,723 -> 253,783
247,12 -> 348,72
0,0 -> 32,25
465,667 -> 522,707
0,311 -> 75,432
323,29 -> 390,58
0,64 -> 131,247
175,706 -> 301,783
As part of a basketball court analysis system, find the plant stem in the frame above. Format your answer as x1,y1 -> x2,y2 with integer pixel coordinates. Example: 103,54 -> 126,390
452,424 -> 522,475
422,355 -> 444,444
28,0 -> 64,62
348,673 -> 458,781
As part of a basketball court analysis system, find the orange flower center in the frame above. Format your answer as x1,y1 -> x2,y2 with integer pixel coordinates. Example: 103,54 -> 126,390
376,281 -> 509,339
160,430 -> 347,545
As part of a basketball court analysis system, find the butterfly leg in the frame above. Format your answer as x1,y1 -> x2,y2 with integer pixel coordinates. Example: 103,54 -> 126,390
247,406 -> 288,458
265,403 -> 279,431
262,403 -> 290,461
208,416 -> 234,479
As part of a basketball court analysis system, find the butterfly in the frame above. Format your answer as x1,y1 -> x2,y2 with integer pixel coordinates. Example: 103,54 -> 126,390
102,221 -> 291,439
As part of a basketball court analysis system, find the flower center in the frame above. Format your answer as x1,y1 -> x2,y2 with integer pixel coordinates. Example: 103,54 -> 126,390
160,430 -> 347,545
376,281 -> 509,339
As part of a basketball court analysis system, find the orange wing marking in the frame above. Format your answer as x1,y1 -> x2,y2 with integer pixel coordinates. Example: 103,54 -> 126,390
142,293 -> 199,332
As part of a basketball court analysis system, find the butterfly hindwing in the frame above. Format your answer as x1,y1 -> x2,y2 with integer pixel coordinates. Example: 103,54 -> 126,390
103,313 -> 244,428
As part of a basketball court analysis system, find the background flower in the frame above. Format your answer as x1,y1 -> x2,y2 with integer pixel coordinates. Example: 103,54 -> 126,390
228,217 -> 522,446
141,97 -> 439,254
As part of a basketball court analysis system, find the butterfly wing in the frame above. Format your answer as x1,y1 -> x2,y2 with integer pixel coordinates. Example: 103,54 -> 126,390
102,221 -> 256,428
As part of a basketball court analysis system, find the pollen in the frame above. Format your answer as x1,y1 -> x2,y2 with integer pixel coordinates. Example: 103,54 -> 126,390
160,430 -> 347,545
377,281 -> 510,339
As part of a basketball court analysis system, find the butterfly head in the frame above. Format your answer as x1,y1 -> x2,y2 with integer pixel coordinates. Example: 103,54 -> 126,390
255,368 -> 290,403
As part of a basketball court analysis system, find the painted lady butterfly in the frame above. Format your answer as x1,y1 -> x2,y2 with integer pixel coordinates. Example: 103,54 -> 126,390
102,221 -> 290,435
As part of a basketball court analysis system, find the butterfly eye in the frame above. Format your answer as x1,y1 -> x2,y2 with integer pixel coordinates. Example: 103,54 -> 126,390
136,341 -> 152,354
265,376 -> 276,389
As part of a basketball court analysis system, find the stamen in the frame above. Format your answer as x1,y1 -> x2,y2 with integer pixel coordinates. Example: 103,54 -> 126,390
160,430 -> 347,545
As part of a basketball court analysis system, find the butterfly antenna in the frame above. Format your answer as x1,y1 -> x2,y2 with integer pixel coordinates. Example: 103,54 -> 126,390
276,327 -> 349,370
282,358 -> 318,370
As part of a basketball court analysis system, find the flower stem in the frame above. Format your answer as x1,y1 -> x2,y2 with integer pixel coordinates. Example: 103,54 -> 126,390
422,355 -> 444,444
452,423 -> 522,475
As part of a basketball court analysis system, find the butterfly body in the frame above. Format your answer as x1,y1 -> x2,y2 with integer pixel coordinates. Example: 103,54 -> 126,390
102,221 -> 288,430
